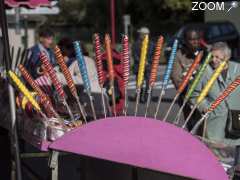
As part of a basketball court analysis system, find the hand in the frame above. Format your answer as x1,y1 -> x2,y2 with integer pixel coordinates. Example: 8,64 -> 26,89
203,108 -> 208,113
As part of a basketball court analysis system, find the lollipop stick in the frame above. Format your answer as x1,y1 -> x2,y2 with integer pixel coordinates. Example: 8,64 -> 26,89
88,92 -> 97,120
144,86 -> 152,117
111,83 -> 117,116
190,112 -> 209,135
154,86 -> 165,119
182,104 -> 197,129
101,87 -> 107,118
163,93 -> 180,122
134,88 -> 141,116
123,87 -> 128,116
39,110 -> 49,122
75,96 -> 87,123
62,99 -> 75,121
174,98 -> 188,125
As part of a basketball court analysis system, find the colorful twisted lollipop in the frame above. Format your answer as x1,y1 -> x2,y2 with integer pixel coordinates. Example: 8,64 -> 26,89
73,41 -> 97,120
94,34 -> 104,87
40,53 -> 65,99
73,41 -> 91,92
149,36 -> 164,86
209,77 -> 240,111
154,39 -> 178,119
94,33 -> 107,118
18,64 -> 60,119
174,52 -> 212,124
191,75 -> 240,134
145,35 -> 164,117
163,51 -> 203,121
54,46 -> 77,97
54,46 -> 87,123
197,61 -> 227,103
134,35 -> 149,116
122,35 -> 130,116
105,34 -> 117,116
178,52 -> 203,94
182,60 -> 227,128
8,71 -> 41,111
40,52 -> 75,121
122,35 -> 130,89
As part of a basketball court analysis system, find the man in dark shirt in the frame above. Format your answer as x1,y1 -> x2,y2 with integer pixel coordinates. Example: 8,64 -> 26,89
26,27 -> 55,79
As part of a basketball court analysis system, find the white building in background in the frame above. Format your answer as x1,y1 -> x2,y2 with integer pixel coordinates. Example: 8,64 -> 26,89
6,2 -> 59,51
8,28 -> 35,49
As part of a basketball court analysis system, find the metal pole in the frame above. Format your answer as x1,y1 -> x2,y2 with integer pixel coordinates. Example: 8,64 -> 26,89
0,1 -> 22,179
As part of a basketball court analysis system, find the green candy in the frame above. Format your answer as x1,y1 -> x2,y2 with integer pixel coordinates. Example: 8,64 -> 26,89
185,52 -> 212,99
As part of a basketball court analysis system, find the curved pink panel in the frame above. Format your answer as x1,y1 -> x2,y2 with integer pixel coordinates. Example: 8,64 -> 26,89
5,0 -> 50,8
49,116 -> 228,180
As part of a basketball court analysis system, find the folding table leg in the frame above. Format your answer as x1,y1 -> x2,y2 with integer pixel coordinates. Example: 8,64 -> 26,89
49,151 -> 59,180
132,167 -> 138,180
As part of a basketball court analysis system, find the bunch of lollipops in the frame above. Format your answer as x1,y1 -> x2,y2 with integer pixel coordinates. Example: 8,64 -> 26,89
7,32 -> 240,140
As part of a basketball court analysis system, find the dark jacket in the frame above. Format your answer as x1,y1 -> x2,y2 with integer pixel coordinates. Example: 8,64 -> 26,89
26,43 -> 55,79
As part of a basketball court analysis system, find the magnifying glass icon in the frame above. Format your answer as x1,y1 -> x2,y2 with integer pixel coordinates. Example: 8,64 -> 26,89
227,1 -> 238,12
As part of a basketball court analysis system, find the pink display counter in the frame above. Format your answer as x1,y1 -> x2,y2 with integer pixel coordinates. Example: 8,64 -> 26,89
49,116 -> 228,180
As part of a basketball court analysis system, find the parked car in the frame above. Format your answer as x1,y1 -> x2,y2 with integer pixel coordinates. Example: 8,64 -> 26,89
164,21 -> 240,61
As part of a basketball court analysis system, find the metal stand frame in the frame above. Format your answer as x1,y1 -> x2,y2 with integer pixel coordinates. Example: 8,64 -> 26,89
0,0 -> 22,179
49,151 -> 59,180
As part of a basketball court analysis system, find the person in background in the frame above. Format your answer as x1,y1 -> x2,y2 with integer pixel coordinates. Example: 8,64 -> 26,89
67,41 -> 100,93
26,27 -> 55,79
190,42 -> 240,146
131,27 -> 154,103
58,37 -> 79,67
171,28 -> 206,129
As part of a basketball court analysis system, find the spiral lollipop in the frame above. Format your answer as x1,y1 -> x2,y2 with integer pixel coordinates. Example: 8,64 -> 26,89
54,46 -> 87,123
94,33 -> 107,118
122,35 -> 130,116
154,39 -> 178,119
8,70 -> 49,121
40,52 -> 75,121
163,51 -> 203,121
182,60 -> 227,129
18,64 -> 60,119
145,36 -> 164,117
94,34 -> 104,87
105,34 -> 117,116
174,53 -> 212,124
40,53 -> 65,99
73,41 -> 97,120
191,76 -> 240,134
134,35 -> 149,116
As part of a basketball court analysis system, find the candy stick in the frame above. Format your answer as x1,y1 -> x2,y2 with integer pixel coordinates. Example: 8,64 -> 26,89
73,41 -> 97,120
54,46 -> 87,123
40,53 -> 75,121
145,36 -> 164,117
154,39 -> 178,119
8,71 -> 48,122
174,53 -> 212,125
122,35 -> 130,116
182,60 -> 227,129
18,64 -> 60,119
163,51 -> 203,121
105,34 -> 117,116
94,33 -> 107,118
191,76 -> 240,134
134,35 -> 149,116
